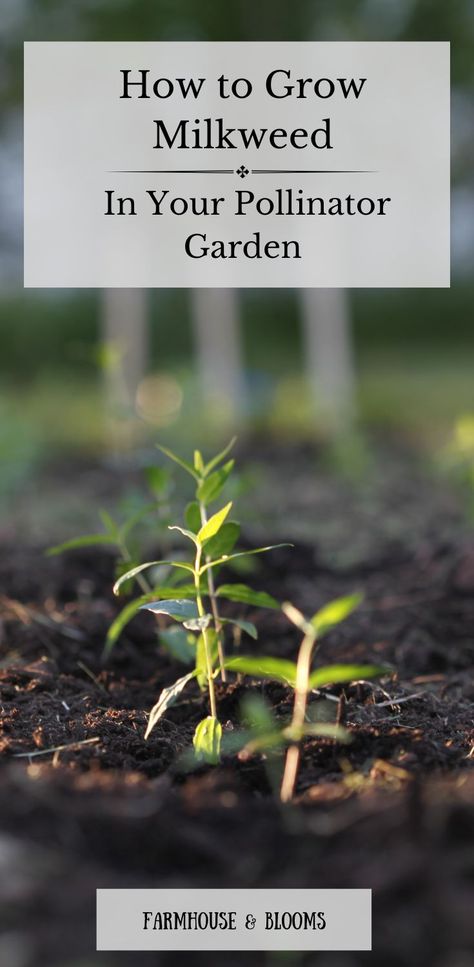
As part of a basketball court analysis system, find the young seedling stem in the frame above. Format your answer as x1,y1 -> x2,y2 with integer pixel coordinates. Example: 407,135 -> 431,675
198,497 -> 227,682
193,538 -> 217,718
280,604 -> 318,803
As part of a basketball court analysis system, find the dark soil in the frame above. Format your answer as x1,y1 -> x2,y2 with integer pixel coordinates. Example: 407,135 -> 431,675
0,449 -> 473,967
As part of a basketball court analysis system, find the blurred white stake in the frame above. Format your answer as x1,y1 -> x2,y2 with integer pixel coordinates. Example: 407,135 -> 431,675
102,288 -> 148,451
301,289 -> 356,431
190,288 -> 245,423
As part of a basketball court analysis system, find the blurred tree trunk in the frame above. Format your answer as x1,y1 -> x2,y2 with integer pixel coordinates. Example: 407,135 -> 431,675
190,288 -> 245,424
102,288 -> 148,453
301,289 -> 356,431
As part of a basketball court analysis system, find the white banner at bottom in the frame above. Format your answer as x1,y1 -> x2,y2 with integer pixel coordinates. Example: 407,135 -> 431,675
97,888 -> 371,951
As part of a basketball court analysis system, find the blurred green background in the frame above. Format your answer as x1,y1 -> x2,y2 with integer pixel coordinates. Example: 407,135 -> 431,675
0,0 -> 473,502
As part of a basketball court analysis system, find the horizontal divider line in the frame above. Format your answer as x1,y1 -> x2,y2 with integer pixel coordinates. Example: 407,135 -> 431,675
108,169 -> 376,175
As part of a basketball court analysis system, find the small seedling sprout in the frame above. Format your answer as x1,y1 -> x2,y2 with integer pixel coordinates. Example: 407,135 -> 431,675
47,468 -> 173,635
226,593 -> 387,802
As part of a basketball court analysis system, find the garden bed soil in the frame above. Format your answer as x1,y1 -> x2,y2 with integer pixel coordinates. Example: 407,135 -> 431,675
0,452 -> 473,967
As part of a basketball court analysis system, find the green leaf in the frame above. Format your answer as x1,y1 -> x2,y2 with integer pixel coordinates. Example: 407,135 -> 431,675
197,502 -> 232,544
221,617 -> 258,640
156,444 -> 198,480
203,437 -> 237,476
197,460 -> 234,505
202,522 -> 240,560
311,593 -> 363,637
113,559 -> 194,595
140,599 -> 199,621
168,524 -> 198,545
308,664 -> 388,690
194,449 -> 204,473
159,626 -> 196,665
225,656 -> 297,686
185,501 -> 201,533
114,558 -> 140,595
193,716 -> 222,764
195,628 -> 218,689
104,593 -> 159,656
46,534 -> 117,556
115,557 -> 138,576
201,543 -> 292,575
145,671 -> 196,739
98,509 -> 119,538
217,584 -> 279,609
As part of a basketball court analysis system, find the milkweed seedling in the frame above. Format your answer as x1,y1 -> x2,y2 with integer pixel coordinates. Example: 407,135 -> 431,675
115,439 -> 290,764
47,466 -> 174,654
225,593 -> 388,802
